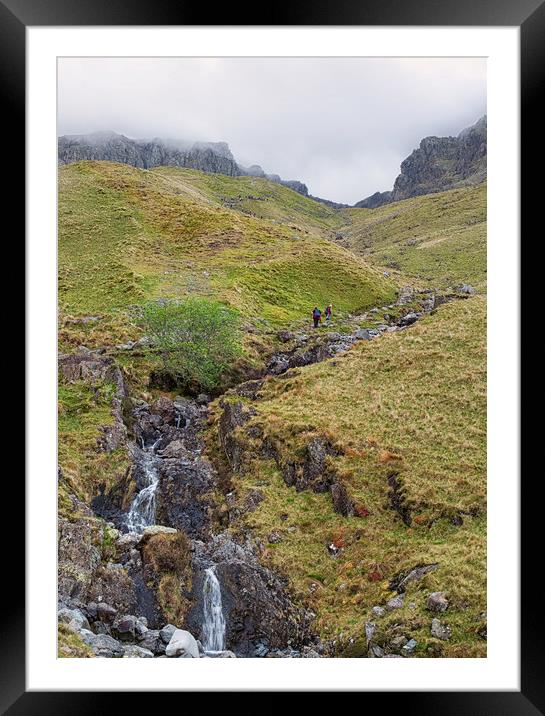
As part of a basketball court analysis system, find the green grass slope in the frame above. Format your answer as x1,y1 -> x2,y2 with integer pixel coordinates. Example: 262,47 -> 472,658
338,185 -> 486,291
152,167 -> 345,234
59,161 -> 394,326
214,296 -> 486,656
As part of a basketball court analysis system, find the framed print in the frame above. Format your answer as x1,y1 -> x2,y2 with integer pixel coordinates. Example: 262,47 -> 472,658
6,0 -> 539,707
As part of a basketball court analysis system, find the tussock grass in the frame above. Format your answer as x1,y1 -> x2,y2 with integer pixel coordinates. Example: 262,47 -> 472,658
58,379 -> 129,514
340,185 -> 486,291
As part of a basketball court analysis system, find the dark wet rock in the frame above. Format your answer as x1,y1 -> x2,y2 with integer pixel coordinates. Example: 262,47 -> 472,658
160,624 -> 177,645
387,473 -> 412,526
139,629 -> 166,655
330,481 -> 355,517
218,400 -> 256,472
389,563 -> 438,593
96,602 -> 117,624
267,354 -> 290,375
427,591 -> 449,612
233,379 -> 264,400
397,311 -> 420,328
156,440 -> 191,460
150,397 -> 177,425
86,563 -> 138,616
111,614 -> 141,642
188,533 -> 315,657
155,454 -> 215,539
91,620 -> 111,635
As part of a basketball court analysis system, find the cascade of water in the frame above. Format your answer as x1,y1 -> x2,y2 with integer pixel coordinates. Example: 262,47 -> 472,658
202,567 -> 226,652
125,439 -> 162,533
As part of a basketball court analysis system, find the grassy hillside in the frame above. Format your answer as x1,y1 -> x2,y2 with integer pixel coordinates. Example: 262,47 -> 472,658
338,185 -> 486,291
152,167 -> 344,234
59,161 -> 392,327
214,296 -> 486,656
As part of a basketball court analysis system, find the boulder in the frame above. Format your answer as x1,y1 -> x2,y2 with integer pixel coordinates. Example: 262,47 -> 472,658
112,615 -> 140,642
398,312 -> 419,327
142,525 -> 178,540
96,602 -> 117,624
385,593 -> 405,611
150,396 -> 177,424
203,650 -> 237,658
123,645 -> 154,658
458,284 -> 476,295
157,440 -> 191,460
427,591 -> 449,612
58,607 -> 90,633
80,630 -> 124,657
402,639 -> 417,654
160,624 -> 178,645
165,629 -> 200,658
139,630 -> 166,655
430,618 -> 451,640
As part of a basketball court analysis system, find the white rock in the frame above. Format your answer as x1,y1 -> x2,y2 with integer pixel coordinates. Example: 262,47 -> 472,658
165,629 -> 200,658
142,525 -> 178,538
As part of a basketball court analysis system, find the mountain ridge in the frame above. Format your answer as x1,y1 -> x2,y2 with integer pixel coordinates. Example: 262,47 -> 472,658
355,116 -> 487,208
58,131 -> 317,200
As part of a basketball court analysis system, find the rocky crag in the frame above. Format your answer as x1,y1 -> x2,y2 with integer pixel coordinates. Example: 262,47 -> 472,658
356,116 -> 487,208
58,131 -> 312,197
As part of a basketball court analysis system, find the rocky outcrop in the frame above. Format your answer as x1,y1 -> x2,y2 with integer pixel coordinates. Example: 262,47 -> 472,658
355,115 -> 487,207
58,132 -> 241,176
188,534 -> 316,657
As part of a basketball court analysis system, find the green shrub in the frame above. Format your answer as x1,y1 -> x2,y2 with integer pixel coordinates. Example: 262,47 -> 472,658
140,298 -> 242,392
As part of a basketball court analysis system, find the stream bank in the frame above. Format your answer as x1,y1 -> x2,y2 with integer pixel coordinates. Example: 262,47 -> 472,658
58,286 -> 467,658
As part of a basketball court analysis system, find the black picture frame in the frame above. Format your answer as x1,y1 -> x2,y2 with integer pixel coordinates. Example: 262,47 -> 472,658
6,0 -> 537,709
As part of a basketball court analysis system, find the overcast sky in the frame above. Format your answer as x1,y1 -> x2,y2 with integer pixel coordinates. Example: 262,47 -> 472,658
58,57 -> 486,204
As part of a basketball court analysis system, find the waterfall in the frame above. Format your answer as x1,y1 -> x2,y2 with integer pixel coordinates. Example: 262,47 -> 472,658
126,439 -> 162,533
202,567 -> 226,652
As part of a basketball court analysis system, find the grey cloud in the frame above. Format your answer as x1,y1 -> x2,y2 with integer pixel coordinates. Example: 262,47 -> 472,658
58,57 -> 486,204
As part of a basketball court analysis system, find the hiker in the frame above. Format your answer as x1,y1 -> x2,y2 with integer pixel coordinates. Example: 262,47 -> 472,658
312,306 -> 322,328
325,304 -> 332,323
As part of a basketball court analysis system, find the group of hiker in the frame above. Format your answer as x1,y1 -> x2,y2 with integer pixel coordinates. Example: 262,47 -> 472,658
312,304 -> 332,328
